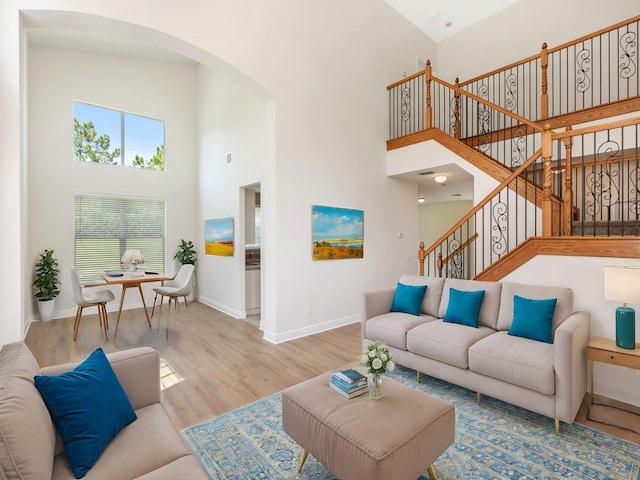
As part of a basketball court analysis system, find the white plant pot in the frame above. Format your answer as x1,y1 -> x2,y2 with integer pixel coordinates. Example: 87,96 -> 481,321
37,299 -> 55,322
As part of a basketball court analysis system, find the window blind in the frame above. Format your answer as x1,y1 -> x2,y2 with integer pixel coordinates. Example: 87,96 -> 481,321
74,195 -> 165,282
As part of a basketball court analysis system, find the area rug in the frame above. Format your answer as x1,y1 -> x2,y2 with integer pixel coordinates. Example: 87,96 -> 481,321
182,365 -> 640,479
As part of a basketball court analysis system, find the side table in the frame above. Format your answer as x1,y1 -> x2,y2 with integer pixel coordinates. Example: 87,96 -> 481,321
587,336 -> 640,423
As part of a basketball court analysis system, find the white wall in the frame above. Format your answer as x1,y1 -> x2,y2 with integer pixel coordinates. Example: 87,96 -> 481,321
0,4 -> 25,342
1,0 -> 438,343
27,46 -> 198,321
196,66 -> 268,320
436,0 -> 639,82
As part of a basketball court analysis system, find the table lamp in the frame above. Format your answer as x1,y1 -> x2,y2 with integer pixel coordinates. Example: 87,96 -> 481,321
604,265 -> 640,349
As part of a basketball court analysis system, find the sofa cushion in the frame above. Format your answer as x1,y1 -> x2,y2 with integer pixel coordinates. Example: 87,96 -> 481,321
508,295 -> 557,343
443,288 -> 485,328
366,312 -> 436,350
497,282 -> 574,335
468,331 -> 555,395
0,342 -> 56,480
438,279 -> 502,329
35,348 -> 137,479
406,320 -> 495,369
390,282 -> 427,316
399,275 -> 445,317
52,403 -> 193,479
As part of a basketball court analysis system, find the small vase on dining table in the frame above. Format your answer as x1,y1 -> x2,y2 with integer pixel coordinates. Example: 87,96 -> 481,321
368,373 -> 383,400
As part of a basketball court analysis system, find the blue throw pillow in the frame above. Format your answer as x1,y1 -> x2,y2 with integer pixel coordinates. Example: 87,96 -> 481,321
390,282 -> 427,316
508,295 -> 557,343
34,348 -> 137,479
443,288 -> 485,327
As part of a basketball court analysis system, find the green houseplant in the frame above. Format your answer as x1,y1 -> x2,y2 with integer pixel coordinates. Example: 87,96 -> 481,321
33,249 -> 60,321
174,239 -> 197,265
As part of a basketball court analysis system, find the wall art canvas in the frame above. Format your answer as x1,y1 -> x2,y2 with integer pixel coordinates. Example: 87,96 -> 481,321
312,205 -> 363,260
205,217 -> 234,256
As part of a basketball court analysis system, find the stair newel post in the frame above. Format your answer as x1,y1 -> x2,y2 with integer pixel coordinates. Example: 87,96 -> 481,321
542,123 -> 553,236
562,127 -> 574,236
540,43 -> 548,120
418,241 -> 426,276
425,60 -> 433,130
453,77 -> 461,140
436,252 -> 444,278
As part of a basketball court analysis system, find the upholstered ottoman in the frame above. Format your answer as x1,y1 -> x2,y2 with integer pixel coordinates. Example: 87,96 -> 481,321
282,371 -> 455,480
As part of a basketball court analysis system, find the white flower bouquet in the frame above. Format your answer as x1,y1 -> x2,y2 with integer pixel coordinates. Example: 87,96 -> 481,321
121,249 -> 145,265
360,339 -> 395,375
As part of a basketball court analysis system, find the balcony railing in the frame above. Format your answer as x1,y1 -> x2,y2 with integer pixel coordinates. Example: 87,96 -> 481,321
419,116 -> 640,279
388,15 -> 640,140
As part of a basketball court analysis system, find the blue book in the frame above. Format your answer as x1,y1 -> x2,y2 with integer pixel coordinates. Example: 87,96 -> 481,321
333,369 -> 366,384
328,381 -> 368,399
330,375 -> 366,392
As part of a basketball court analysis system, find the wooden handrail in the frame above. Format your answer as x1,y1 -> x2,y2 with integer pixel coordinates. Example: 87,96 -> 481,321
386,70 -> 423,90
435,233 -> 479,277
420,147 -> 543,260
458,51 -> 541,88
546,15 -> 640,55
431,76 -> 544,133
551,116 -> 640,140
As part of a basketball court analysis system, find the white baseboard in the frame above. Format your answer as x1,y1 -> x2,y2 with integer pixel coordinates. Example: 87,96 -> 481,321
261,314 -> 360,344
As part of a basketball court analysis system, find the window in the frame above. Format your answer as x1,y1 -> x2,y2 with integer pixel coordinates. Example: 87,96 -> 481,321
74,102 -> 165,171
74,195 -> 165,282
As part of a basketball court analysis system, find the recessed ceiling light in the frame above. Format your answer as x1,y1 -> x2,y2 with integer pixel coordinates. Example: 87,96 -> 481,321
418,197 -> 426,204
434,175 -> 447,184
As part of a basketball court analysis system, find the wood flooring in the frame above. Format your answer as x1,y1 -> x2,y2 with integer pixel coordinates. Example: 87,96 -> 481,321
24,301 -> 640,444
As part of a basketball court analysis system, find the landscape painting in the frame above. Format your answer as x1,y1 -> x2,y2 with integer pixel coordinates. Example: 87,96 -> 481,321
312,205 -> 364,260
205,217 -> 234,256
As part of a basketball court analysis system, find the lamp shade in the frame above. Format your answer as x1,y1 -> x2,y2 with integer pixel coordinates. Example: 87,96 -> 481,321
604,265 -> 640,305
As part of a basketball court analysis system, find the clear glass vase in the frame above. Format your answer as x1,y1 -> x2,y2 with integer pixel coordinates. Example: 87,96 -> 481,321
368,373 -> 383,400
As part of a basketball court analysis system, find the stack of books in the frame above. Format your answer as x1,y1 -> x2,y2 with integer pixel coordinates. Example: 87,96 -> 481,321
328,369 -> 368,399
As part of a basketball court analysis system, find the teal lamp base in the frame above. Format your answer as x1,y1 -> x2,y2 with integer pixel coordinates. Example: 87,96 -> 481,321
616,306 -> 636,349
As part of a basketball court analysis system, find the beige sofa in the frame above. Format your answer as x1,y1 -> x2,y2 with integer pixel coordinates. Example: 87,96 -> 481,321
0,342 -> 207,479
362,275 -> 591,433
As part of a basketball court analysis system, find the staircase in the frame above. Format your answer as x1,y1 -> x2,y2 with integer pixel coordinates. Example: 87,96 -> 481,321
387,15 -> 640,280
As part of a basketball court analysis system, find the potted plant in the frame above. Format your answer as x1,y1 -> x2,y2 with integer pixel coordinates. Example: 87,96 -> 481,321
33,249 -> 60,322
174,239 -> 197,265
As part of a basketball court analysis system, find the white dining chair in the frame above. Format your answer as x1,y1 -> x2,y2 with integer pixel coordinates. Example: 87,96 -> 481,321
151,264 -> 195,338
70,266 -> 115,341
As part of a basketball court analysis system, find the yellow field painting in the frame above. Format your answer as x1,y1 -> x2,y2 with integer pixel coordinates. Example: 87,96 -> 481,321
205,241 -> 234,256
205,217 -> 234,256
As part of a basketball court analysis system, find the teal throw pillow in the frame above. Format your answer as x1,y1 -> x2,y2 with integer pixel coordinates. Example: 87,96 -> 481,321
390,282 -> 427,316
508,295 -> 557,344
34,348 -> 137,479
443,288 -> 485,327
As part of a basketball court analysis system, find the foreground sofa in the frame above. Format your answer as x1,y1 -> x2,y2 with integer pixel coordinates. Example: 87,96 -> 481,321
362,275 -> 591,433
0,342 -> 207,479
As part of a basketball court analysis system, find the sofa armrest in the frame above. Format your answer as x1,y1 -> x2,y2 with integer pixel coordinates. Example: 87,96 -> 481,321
361,288 -> 395,338
40,347 -> 161,410
553,311 -> 591,423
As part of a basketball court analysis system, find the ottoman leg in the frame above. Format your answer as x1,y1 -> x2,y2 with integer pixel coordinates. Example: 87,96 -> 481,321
427,465 -> 437,480
296,449 -> 309,473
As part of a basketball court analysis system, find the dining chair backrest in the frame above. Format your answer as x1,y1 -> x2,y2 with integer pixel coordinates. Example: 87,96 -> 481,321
70,266 -> 86,305
170,264 -> 195,296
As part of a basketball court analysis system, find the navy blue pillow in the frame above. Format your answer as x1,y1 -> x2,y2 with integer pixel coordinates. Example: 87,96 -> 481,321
34,348 -> 137,478
443,288 -> 486,327
390,282 -> 427,316
508,295 -> 557,343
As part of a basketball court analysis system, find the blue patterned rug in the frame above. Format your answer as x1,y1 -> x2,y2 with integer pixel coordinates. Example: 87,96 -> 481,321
182,365 -> 640,479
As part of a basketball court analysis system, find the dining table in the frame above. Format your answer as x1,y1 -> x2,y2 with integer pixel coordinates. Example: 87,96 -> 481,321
100,270 -> 173,336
